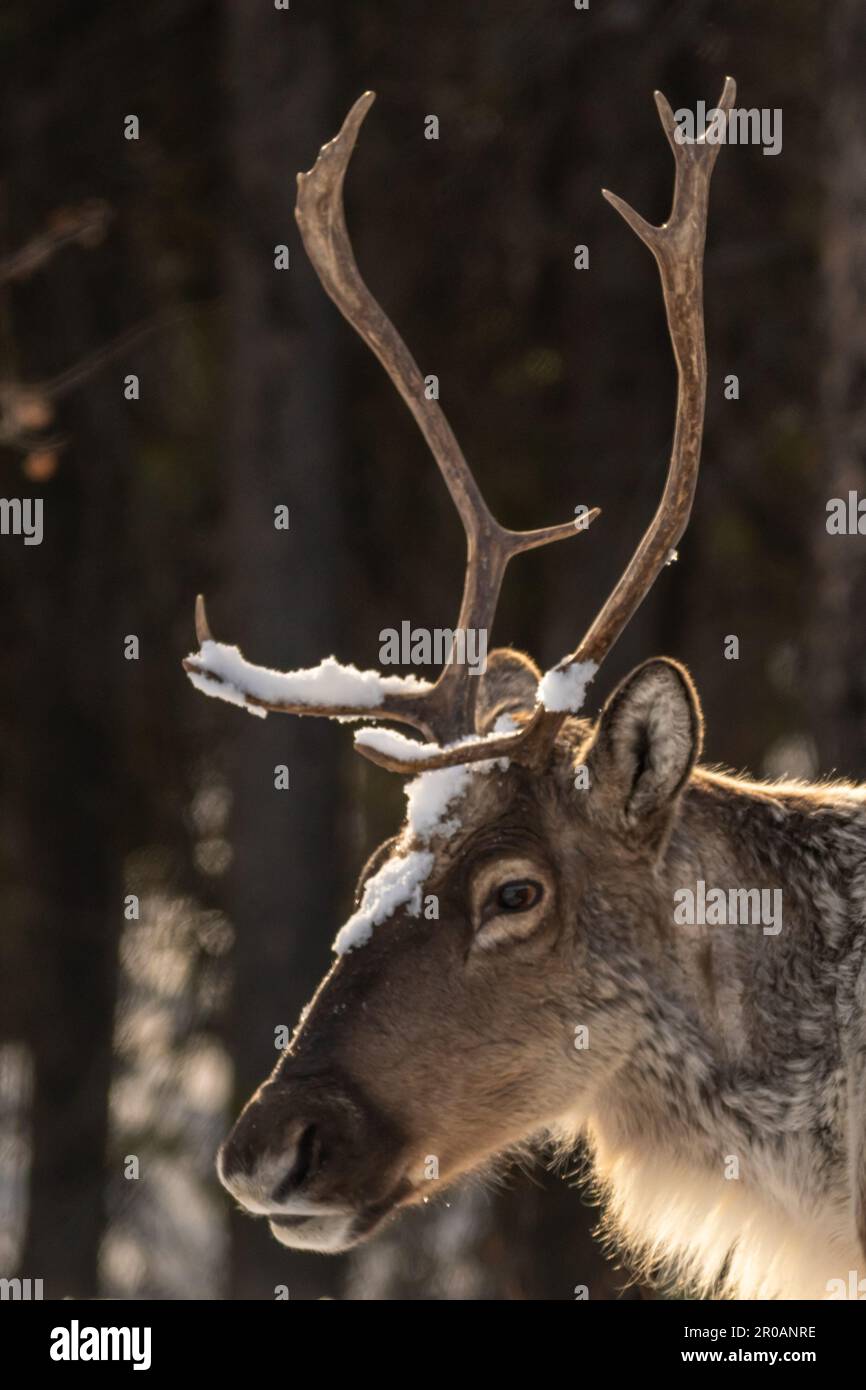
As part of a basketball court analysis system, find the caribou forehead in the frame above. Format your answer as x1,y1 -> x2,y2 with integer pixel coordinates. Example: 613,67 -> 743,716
334,756 -> 524,956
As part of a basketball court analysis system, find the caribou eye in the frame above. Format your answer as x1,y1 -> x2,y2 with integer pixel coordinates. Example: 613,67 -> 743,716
495,880 -> 543,913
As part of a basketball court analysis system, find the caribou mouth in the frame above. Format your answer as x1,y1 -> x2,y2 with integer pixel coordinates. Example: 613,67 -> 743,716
268,1177 -> 413,1252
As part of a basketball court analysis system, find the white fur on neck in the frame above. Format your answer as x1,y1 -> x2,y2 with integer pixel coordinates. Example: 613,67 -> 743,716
584,1116 -> 861,1300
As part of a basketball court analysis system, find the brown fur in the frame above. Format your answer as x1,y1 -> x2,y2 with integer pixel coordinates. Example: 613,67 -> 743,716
218,652 -> 866,1296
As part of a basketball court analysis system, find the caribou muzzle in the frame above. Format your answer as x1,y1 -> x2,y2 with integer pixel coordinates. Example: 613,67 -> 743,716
217,1070 -> 411,1252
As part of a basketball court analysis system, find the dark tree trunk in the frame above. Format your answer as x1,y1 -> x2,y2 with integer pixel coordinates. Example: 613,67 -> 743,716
6,49 -> 132,1300
222,3 -> 347,1300
12,264 -> 127,1304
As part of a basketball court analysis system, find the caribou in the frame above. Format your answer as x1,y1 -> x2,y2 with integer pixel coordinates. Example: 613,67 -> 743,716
184,79 -> 866,1299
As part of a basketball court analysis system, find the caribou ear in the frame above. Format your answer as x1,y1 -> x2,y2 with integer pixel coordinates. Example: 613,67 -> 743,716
588,658 -> 703,833
475,648 -> 542,734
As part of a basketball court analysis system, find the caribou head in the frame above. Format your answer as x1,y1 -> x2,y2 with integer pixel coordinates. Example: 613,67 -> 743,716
184,81 -> 736,1259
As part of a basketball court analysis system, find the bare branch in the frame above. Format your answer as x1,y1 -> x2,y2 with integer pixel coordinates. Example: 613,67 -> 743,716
0,200 -> 110,286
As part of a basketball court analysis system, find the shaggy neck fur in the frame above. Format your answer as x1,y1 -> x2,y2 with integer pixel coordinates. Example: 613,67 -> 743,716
582,767 -> 866,1300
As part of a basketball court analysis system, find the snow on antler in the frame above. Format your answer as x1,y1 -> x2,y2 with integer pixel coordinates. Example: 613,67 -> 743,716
185,638 -> 431,719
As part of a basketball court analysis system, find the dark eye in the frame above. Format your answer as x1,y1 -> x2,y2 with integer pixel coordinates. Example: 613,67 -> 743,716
495,880 -> 543,913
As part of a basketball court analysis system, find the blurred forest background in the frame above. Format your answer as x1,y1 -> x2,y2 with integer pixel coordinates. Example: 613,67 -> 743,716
0,0 -> 861,1299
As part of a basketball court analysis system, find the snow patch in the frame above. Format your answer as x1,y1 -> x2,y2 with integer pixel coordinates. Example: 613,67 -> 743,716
186,664 -> 268,718
537,659 -> 597,713
405,764 -> 474,841
333,850 -> 434,956
353,714 -> 520,766
336,726 -> 516,954
353,726 -> 439,762
185,640 -> 431,717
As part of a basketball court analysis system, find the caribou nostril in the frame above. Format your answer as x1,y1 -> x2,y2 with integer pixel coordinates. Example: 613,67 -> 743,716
272,1122 -> 320,1203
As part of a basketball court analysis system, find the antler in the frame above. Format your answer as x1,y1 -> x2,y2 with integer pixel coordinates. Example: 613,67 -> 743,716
353,75 -> 735,772
185,79 -> 732,772
184,91 -> 594,747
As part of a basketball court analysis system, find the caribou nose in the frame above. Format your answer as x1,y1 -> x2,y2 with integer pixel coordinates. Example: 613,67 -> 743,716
219,1111 -> 321,1194
216,1073 -> 369,1216
269,1121 -> 321,1203
217,1069 -> 406,1224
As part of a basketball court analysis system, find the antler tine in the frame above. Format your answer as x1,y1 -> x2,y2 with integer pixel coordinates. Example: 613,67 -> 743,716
294,91 -> 591,740
295,93 -> 489,549
194,592 -> 212,644
355,76 -> 734,775
514,75 -> 736,763
184,93 -> 596,750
